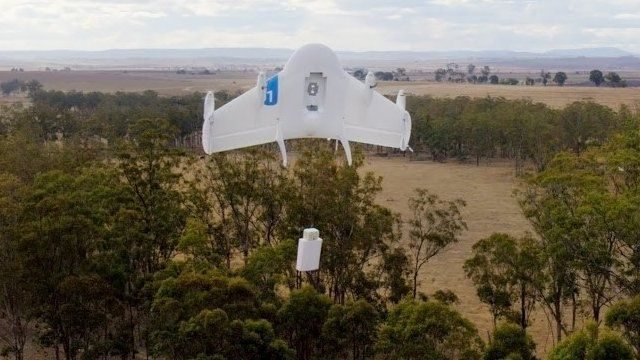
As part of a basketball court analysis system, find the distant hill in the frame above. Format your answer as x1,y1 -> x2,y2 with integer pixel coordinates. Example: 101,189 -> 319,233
339,47 -> 638,61
486,56 -> 640,71
542,47 -> 635,58
0,48 -> 294,61
1,47 -> 638,71
0,47 -> 636,61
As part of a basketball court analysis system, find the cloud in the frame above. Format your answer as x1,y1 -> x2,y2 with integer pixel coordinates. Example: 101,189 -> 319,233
0,0 -> 639,53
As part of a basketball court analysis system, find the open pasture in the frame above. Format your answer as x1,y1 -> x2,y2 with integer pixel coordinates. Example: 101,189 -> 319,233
378,81 -> 640,109
2,70 -> 640,109
0,70 -> 255,96
364,156 -> 557,354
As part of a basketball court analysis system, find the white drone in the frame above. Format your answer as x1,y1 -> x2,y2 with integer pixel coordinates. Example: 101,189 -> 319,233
202,43 -> 411,166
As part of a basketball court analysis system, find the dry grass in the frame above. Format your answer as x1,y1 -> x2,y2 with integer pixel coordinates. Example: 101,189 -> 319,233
3,70 -> 640,110
378,81 -> 640,109
363,156 -> 559,355
0,70 -> 255,96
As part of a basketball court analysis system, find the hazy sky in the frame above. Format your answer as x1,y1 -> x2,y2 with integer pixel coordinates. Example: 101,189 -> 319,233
2,0 -> 640,52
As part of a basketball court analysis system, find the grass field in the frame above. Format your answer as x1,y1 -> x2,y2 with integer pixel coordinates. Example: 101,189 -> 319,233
0,70 -> 255,96
378,81 -> 640,109
363,156 -> 560,355
2,70 -> 640,109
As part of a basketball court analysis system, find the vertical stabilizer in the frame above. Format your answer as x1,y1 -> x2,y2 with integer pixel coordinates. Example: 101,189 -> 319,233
202,91 -> 215,154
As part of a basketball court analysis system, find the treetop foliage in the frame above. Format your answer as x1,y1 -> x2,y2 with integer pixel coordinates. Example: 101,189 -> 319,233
376,299 -> 484,360
0,88 -> 639,359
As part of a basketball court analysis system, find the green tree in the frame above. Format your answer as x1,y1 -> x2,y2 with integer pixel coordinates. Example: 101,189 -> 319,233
479,66 -> 491,83
0,174 -> 30,360
376,299 -> 484,359
589,70 -> 605,87
380,247 -> 412,303
0,79 -> 23,96
520,165 -> 579,341
228,319 -> 295,360
18,169 -> 125,360
483,323 -> 536,360
187,149 -> 289,267
605,295 -> 640,356
467,64 -> 476,75
149,267 -> 270,359
394,67 -> 407,81
352,69 -> 368,81
553,72 -> 568,86
321,300 -> 379,360
520,150 -> 625,339
605,72 -> 627,87
110,117 -> 188,356
242,239 -> 297,303
597,130 -> 640,293
277,286 -> 332,360
549,323 -> 633,360
116,118 -> 187,273
284,144 -> 401,303
464,233 -> 542,329
464,110 -> 496,165
408,188 -> 466,299
558,101 -> 618,154
435,68 -> 447,82
23,79 -> 43,97
160,308 -> 294,360
541,70 -> 551,86
467,64 -> 478,83
375,71 -> 394,81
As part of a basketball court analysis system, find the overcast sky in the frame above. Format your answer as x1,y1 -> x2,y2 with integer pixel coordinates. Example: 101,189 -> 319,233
2,0 -> 640,53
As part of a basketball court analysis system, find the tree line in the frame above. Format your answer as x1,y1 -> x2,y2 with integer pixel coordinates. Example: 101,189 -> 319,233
26,86 -> 624,175
430,63 -> 631,88
407,95 -> 628,173
0,88 -> 639,359
463,115 -> 640,357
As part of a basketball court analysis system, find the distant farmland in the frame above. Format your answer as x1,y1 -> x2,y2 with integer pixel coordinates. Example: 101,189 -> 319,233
2,70 -> 640,109
379,81 -> 640,109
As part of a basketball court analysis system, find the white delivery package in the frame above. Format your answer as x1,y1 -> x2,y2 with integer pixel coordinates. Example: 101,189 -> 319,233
296,228 -> 323,272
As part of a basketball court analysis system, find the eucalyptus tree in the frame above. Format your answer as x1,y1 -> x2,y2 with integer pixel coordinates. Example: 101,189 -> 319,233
407,188 -> 466,299
284,143 -> 402,304
464,233 -> 543,329
376,300 -> 484,359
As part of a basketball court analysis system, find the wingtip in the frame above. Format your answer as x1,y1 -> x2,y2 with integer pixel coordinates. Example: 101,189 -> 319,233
396,90 -> 406,110
204,91 -> 215,120
202,90 -> 216,154
340,138 -> 352,166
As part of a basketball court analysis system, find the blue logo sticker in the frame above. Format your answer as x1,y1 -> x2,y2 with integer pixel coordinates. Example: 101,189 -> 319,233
264,75 -> 278,106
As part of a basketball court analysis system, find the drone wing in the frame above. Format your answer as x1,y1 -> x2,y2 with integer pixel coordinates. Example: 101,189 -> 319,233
342,76 -> 411,151
202,77 -> 279,155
